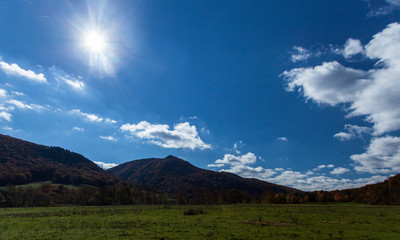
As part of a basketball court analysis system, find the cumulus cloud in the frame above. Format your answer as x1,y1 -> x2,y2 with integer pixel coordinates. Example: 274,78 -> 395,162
93,161 -> 118,170
266,171 -> 386,191
330,167 -> 350,175
0,60 -> 46,83
213,152 -> 257,166
222,164 -> 277,179
343,38 -> 364,58
209,152 -> 276,179
283,22 -> 400,177
209,151 -> 386,191
351,136 -> 400,174
314,164 -> 335,171
283,61 -> 371,106
100,135 -> 117,141
120,121 -> 211,150
334,124 -> 373,141
277,137 -> 288,141
283,23 -> 400,135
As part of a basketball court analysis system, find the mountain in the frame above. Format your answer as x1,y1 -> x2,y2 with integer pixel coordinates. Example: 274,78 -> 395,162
107,155 -> 298,196
332,173 -> 400,205
0,134 -> 119,186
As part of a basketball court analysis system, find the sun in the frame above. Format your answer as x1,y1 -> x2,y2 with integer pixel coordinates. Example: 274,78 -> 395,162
83,30 -> 108,53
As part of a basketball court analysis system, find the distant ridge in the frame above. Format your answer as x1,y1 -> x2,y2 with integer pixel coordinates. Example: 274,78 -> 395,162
0,134 -> 119,186
107,155 -> 299,195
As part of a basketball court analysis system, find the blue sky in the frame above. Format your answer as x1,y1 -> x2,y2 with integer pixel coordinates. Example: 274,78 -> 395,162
1,0 -> 400,191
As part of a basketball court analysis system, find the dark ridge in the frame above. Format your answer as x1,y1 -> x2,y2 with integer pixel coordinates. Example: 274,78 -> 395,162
107,155 -> 299,196
0,134 -> 120,186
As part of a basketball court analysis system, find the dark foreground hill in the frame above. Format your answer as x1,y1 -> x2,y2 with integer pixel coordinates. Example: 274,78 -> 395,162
0,134 -> 119,187
107,155 -> 298,196
331,173 -> 400,205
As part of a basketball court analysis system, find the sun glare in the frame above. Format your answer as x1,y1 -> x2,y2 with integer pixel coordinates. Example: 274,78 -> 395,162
83,30 -> 107,53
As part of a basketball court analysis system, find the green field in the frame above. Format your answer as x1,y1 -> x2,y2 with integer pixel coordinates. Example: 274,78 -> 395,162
1,204 -> 400,239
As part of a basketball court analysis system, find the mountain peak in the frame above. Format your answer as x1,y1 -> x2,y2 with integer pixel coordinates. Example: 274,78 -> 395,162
107,156 -> 298,196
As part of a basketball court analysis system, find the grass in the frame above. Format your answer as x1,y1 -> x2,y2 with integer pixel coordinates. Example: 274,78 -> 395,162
0,204 -> 400,239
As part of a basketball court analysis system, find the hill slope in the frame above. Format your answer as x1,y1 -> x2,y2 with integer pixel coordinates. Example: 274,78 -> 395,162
0,134 -> 119,186
107,155 -> 298,196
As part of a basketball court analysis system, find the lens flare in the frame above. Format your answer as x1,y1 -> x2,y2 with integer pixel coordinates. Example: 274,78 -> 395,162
83,30 -> 107,53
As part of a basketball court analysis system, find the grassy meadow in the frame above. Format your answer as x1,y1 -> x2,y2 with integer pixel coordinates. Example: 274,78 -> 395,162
0,204 -> 400,240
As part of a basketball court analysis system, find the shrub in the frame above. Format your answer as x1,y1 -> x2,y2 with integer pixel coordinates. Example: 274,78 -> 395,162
183,208 -> 204,215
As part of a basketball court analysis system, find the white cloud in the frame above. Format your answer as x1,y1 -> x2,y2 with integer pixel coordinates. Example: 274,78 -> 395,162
266,171 -> 387,191
64,78 -> 85,90
71,109 -> 104,122
314,164 -> 335,171
208,152 -> 276,179
221,164 -> 277,179
121,121 -> 211,150
366,0 -> 400,16
283,23 -> 400,135
283,61 -> 371,106
53,68 -> 85,91
0,111 -> 12,122
209,152 -> 387,191
72,127 -> 84,132
71,109 -> 117,126
277,137 -> 288,141
290,46 -> 311,62
330,167 -> 350,175
2,126 -> 13,131
214,152 -> 257,166
343,38 -> 364,58
333,132 -> 353,141
100,135 -> 117,141
334,124 -> 373,141
93,161 -> 118,170
207,163 -> 225,168
105,118 -> 117,124
351,136 -> 400,174
0,88 -> 7,98
0,60 -> 46,83
7,99 -> 45,111
11,91 -> 25,96
233,141 -> 244,154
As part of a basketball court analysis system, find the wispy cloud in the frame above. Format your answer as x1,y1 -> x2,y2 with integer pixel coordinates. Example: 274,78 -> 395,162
72,126 -> 84,132
0,111 -> 12,122
0,59 -> 46,83
51,67 -> 85,91
277,137 -> 288,142
334,124 -> 373,141
100,135 -> 116,141
290,46 -> 312,62
121,121 -> 211,150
